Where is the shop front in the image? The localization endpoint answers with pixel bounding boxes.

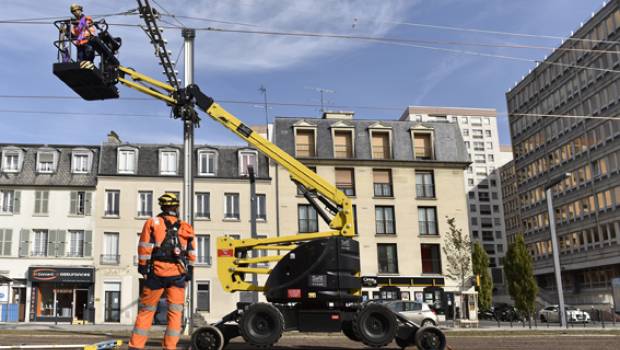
[361,276,448,312]
[28,267,94,323]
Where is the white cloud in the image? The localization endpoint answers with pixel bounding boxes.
[0,1,416,73]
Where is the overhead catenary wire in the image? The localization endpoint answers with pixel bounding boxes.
[152,0,186,28]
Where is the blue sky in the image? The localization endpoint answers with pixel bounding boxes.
[0,0,608,146]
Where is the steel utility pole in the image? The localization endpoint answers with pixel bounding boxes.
[545,173,571,329]
[182,27,196,333]
[259,85,270,140]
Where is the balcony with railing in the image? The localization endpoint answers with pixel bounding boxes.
[100,254,120,265]
[416,184,435,198]
[414,146,433,160]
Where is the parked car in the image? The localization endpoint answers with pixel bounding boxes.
[384,300,439,326]
[538,305,590,323]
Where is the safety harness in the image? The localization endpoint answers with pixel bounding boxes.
[150,216,191,272]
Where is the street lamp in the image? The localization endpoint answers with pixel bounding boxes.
[544,172,571,329]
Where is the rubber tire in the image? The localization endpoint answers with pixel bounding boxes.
[414,326,447,350]
[239,303,284,348]
[540,315,547,323]
[191,325,224,350]
[352,303,397,348]
[421,319,436,327]
[342,320,360,342]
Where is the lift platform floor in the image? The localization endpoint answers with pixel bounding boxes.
[53,62,119,100]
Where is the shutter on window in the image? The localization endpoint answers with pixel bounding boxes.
[335,169,352,185]
[3,229,11,256]
[84,230,92,257]
[373,170,390,183]
[19,229,29,257]
[13,190,20,214]
[48,230,57,257]
[84,192,92,216]
[70,191,77,215]
[42,191,49,214]
[56,230,66,257]
[34,191,41,214]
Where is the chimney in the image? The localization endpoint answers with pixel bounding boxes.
[322,111,354,119]
[106,131,121,144]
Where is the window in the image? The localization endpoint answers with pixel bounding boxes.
[483,118,491,125]
[470,117,482,125]
[0,229,12,256]
[413,133,433,159]
[32,230,48,256]
[485,130,492,137]
[488,155,495,162]
[295,129,316,157]
[224,193,240,220]
[335,168,355,196]
[102,232,119,264]
[473,142,484,151]
[198,150,217,176]
[463,129,469,137]
[333,130,353,158]
[256,194,266,220]
[298,204,318,233]
[160,150,178,175]
[2,151,20,172]
[196,192,210,219]
[474,154,486,163]
[371,131,391,159]
[418,207,438,235]
[196,282,210,311]
[375,206,395,235]
[71,152,90,173]
[239,150,258,176]
[70,191,91,216]
[138,191,152,217]
[377,244,398,274]
[0,189,16,214]
[68,230,84,257]
[105,190,120,216]
[416,171,435,198]
[421,244,442,274]
[486,142,493,150]
[196,235,210,265]
[37,152,55,173]
[117,148,136,174]
[460,116,468,124]
[373,169,393,197]
[472,129,483,139]
[34,190,49,215]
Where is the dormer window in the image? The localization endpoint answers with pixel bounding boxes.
[333,129,354,158]
[411,127,435,160]
[198,149,217,176]
[239,150,258,176]
[36,151,57,173]
[369,127,392,160]
[71,150,92,174]
[1,149,22,173]
[117,147,138,174]
[295,128,316,157]
[159,149,179,175]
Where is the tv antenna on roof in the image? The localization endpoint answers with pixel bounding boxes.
[305,86,335,114]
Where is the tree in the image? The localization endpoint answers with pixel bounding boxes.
[442,216,472,291]
[504,234,538,320]
[471,242,493,310]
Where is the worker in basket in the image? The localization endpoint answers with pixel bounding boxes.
[69,3,96,62]
[129,193,196,350]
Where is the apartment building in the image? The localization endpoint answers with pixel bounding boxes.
[0,144,98,323]
[506,1,620,304]
[400,107,513,291]
[272,111,470,314]
[499,160,523,243]
[94,134,276,324]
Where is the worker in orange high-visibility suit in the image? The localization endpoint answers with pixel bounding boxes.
[69,3,96,62]
[129,193,196,350]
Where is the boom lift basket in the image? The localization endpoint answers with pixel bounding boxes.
[52,19,120,100]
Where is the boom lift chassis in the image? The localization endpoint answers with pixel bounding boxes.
[51,3,447,349]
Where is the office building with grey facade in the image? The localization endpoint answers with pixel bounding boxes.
[505,1,620,305]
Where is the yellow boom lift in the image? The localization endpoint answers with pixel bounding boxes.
[52,2,447,349]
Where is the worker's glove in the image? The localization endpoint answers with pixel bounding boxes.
[138,264,150,276]
[185,265,194,282]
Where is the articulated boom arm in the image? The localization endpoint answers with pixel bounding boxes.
[117,66,355,292]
